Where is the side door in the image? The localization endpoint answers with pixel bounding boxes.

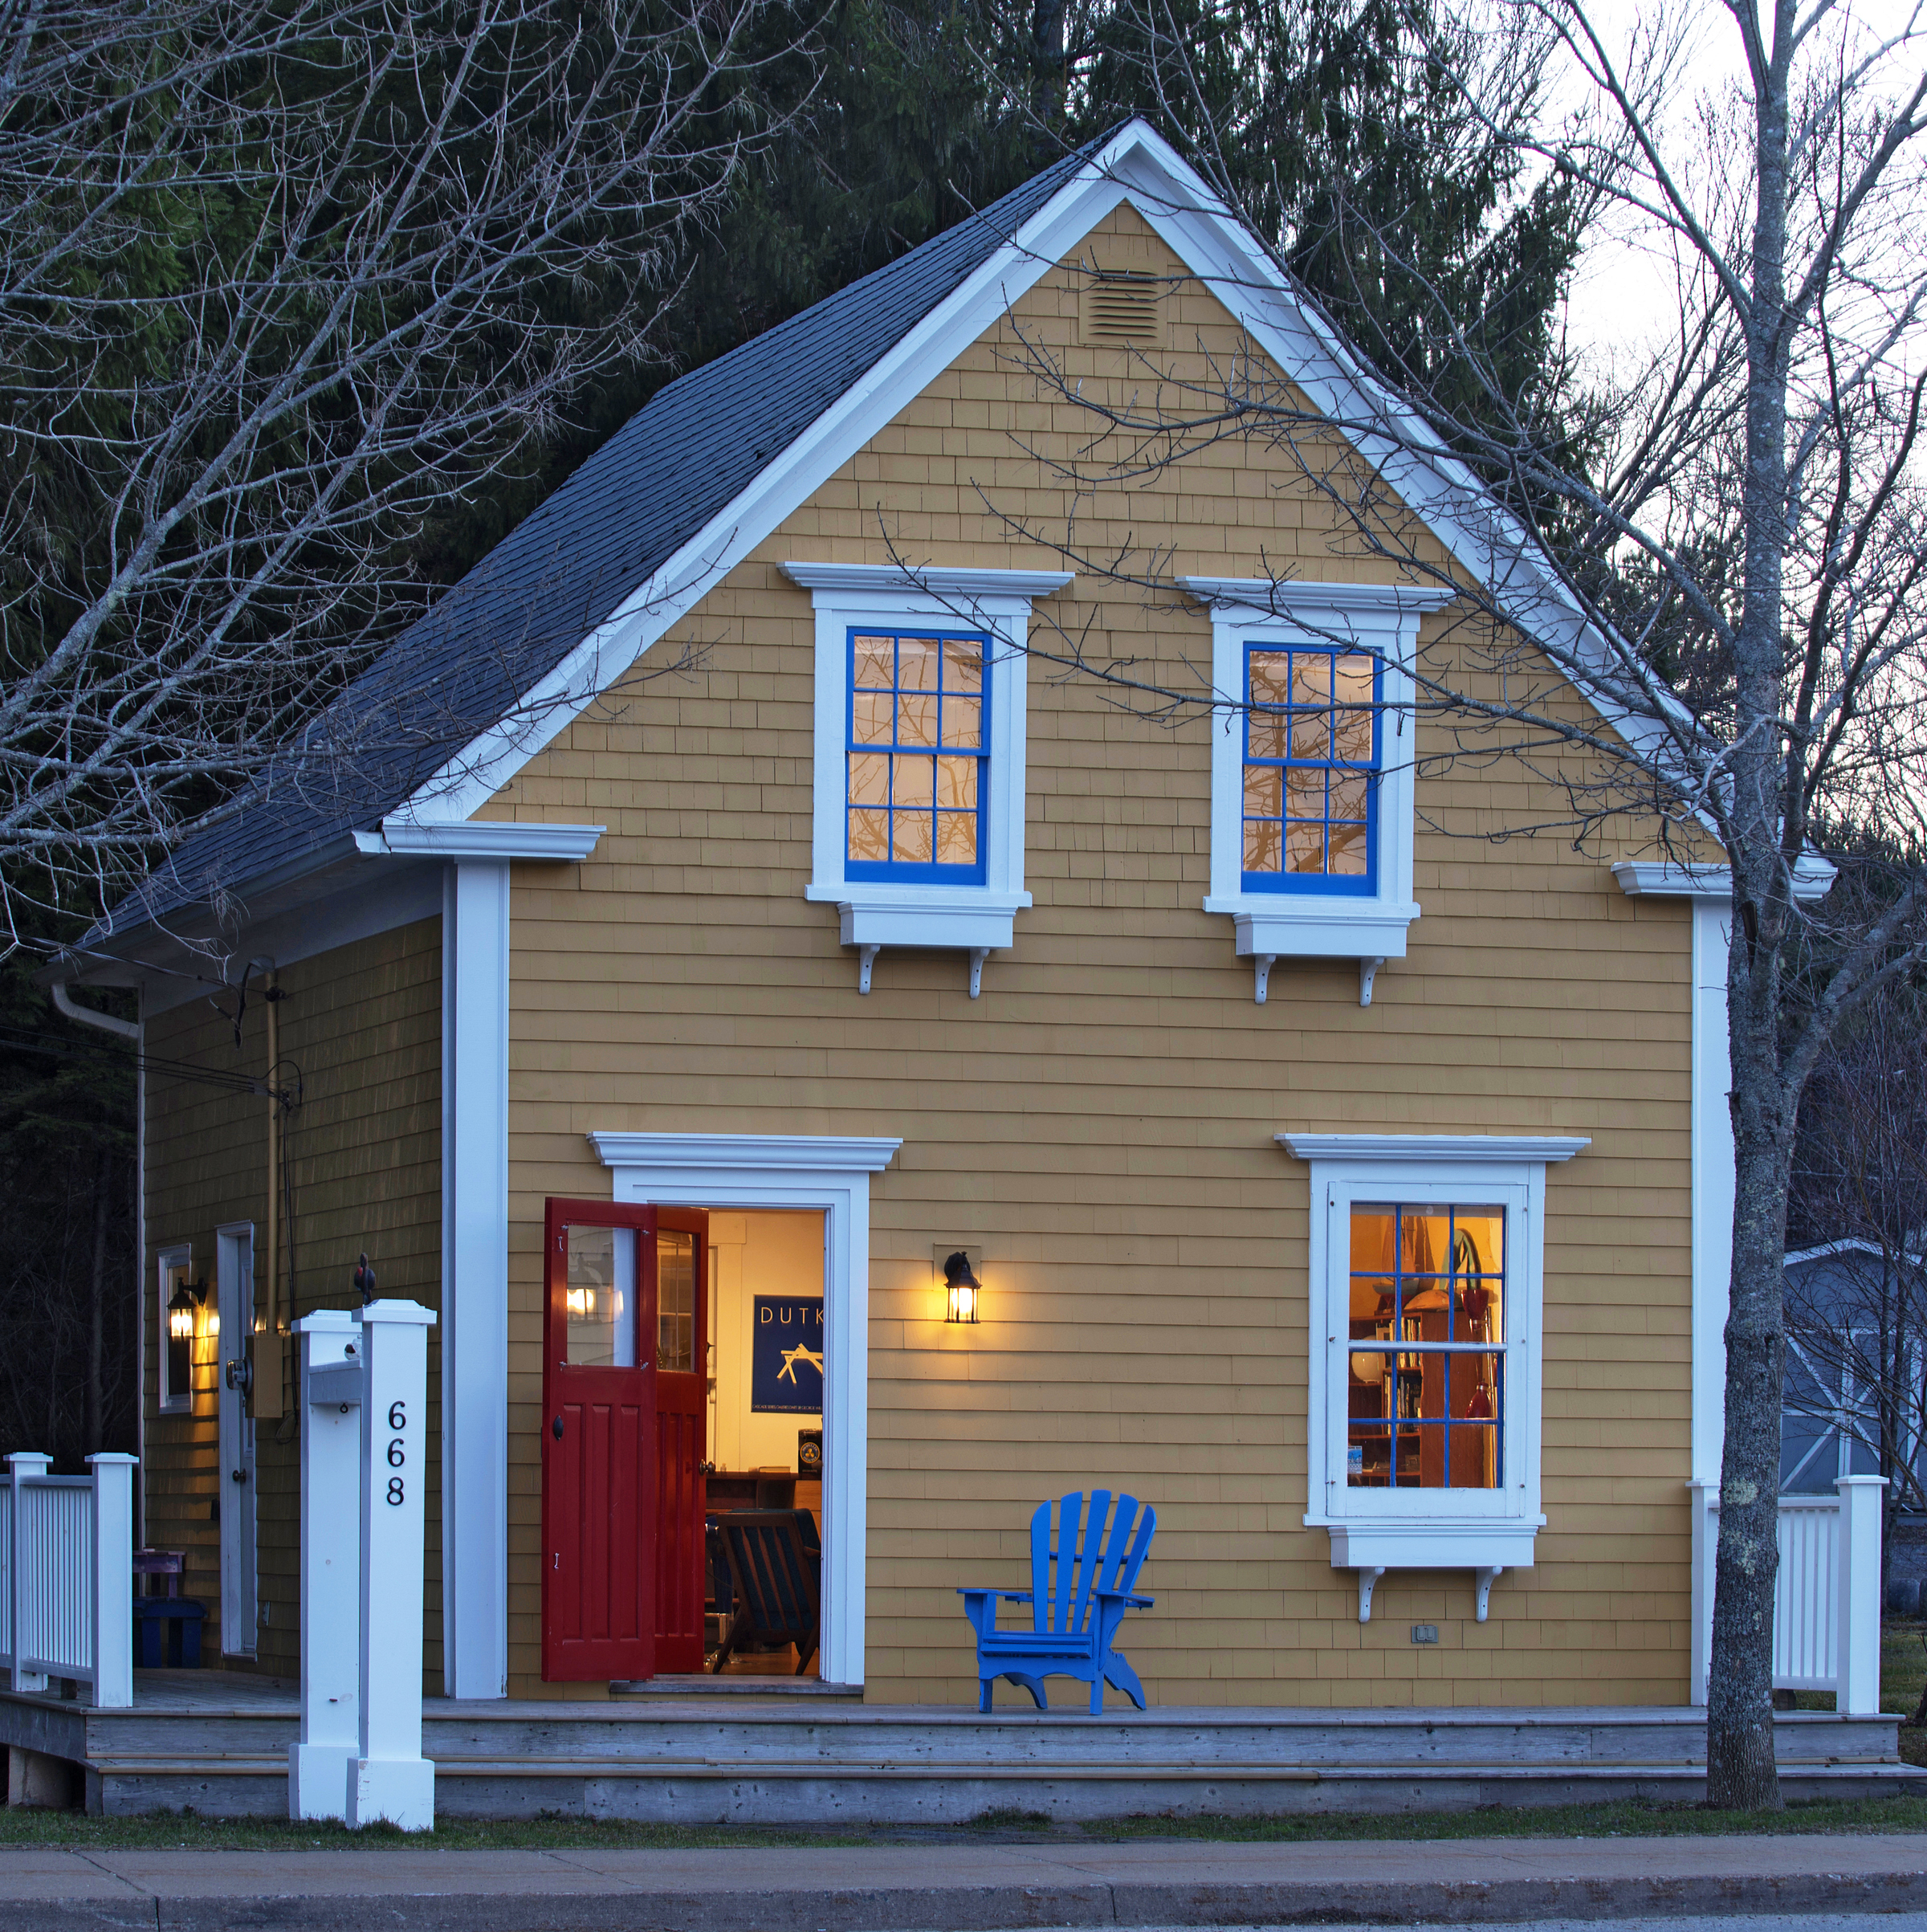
[651,1212,709,1673]
[215,1225,258,1655]
[541,1200,658,1681]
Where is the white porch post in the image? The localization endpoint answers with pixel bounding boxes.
[1689,897,1734,1490]
[84,1453,136,1709]
[441,858,511,1700]
[1835,1474,1886,1716]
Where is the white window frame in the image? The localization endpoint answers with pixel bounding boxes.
[1180,578,1455,1002]
[157,1245,194,1415]
[783,562,1073,992]
[1280,1132,1587,1620]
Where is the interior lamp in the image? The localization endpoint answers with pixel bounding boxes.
[566,1286,597,1320]
[942,1251,982,1325]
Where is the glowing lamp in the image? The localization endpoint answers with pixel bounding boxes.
[942,1250,982,1325]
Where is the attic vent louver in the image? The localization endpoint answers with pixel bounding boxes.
[1082,272,1163,349]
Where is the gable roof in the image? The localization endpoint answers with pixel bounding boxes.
[87,136,1105,952]
[75,116,1719,982]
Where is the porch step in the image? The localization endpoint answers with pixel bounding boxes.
[6,1684,1920,1822]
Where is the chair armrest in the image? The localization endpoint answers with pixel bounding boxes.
[1091,1591,1152,1608]
[956,1589,1033,1602]
[958,1586,1033,1642]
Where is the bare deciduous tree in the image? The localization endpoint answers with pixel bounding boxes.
[947,0,1926,1807]
[1,0,807,937]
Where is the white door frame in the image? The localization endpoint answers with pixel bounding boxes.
[588,1132,900,1688]
[214,1222,259,1656]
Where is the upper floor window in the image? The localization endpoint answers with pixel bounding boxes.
[1183,576,1453,1000]
[785,563,1072,994]
[846,630,988,884]
[1242,645,1379,895]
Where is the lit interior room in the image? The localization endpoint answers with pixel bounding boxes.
[704,1210,825,1677]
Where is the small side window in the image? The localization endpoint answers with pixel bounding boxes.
[157,1249,195,1414]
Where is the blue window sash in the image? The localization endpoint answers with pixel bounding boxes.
[844,626,989,886]
[1240,641,1380,896]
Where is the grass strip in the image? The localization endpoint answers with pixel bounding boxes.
[2,1791,1925,1853]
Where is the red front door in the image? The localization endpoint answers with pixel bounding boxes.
[541,1200,709,1682]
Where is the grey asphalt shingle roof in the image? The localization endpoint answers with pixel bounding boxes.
[97,132,1108,946]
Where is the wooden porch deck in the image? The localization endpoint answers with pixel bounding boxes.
[2,1671,1918,1821]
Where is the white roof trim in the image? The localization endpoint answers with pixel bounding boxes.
[1279,1132,1590,1164]
[353,821,604,861]
[368,117,1718,840]
[1177,577,1457,618]
[1611,859,1835,903]
[590,1132,902,1174]
[781,563,1073,600]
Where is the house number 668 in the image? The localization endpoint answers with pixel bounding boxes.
[385,1399,407,1504]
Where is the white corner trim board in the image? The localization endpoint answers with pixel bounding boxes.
[1282,1131,1585,1623]
[355,821,605,862]
[441,859,512,1699]
[589,1130,902,1688]
[787,564,1066,994]
[1182,577,1452,1001]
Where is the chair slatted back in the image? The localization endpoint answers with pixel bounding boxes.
[1028,1492,1155,1636]
[716,1510,821,1642]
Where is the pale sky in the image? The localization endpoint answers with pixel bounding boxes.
[1555,0,1926,373]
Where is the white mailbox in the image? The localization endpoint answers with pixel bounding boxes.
[290,1311,361,1820]
[347,1298,437,1831]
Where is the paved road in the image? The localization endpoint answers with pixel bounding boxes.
[2,1836,1926,1928]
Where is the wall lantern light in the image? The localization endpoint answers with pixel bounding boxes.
[166,1276,206,1341]
[942,1250,982,1326]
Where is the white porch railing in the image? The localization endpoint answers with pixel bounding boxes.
[0,1452,136,1707]
[1689,1474,1884,1714]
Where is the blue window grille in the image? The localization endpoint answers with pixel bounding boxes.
[845,629,988,884]
[1241,643,1379,894]
[1346,1204,1504,1490]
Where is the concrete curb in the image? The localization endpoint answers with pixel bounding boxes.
[6,1868,1927,1930]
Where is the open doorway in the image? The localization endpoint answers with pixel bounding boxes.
[540,1200,828,1683]
[703,1211,825,1677]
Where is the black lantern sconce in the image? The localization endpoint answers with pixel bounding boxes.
[942,1249,982,1326]
[165,1273,206,1399]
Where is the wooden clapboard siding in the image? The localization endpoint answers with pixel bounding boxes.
[141,919,443,1682]
[485,208,1701,1704]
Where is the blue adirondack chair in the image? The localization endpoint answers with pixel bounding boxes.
[958,1491,1155,1714]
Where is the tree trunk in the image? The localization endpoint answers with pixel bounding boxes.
[85,1149,110,1453]
[1707,0,1797,1812]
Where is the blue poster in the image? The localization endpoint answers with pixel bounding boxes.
[751,1296,824,1413]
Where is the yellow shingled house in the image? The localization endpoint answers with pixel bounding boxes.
[44,118,1868,1819]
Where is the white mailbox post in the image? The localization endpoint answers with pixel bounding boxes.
[290,1310,361,1820]
[347,1298,437,1831]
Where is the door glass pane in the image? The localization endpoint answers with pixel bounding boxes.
[658,1230,695,1372]
[564,1224,634,1367]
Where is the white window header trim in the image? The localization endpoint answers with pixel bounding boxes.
[1281,1132,1590,1164]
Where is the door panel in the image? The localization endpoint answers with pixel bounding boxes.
[653,1216,708,1673]
[542,1202,656,1681]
